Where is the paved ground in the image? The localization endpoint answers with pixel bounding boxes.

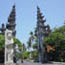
[17,60,65,65]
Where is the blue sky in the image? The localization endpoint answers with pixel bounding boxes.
[0,0,65,44]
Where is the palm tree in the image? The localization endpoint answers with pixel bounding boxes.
[27,32,34,49]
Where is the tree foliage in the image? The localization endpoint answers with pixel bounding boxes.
[27,32,34,48]
[20,51,30,59]
[14,37,22,47]
[54,25,65,33]
[44,25,65,61]
[33,43,38,49]
[44,32,65,47]
[0,35,22,51]
[0,35,5,51]
[31,50,38,59]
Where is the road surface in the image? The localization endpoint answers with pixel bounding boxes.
[17,60,65,65]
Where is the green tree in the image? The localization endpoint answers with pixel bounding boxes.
[44,25,65,61]
[54,25,65,34]
[0,34,22,51]
[27,32,34,48]
[14,37,22,47]
[0,35,5,51]
[44,32,65,46]
[20,51,30,59]
[33,43,38,49]
[31,50,38,60]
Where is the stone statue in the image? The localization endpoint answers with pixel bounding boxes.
[5,29,15,65]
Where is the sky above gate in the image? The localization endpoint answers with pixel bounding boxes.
[0,0,65,44]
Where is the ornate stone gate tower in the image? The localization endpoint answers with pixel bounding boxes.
[35,6,51,63]
[7,4,16,36]
[5,5,16,65]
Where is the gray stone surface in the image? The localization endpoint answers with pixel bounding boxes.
[17,60,65,65]
[0,64,4,65]
[5,29,14,65]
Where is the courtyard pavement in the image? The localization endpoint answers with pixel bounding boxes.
[17,60,65,65]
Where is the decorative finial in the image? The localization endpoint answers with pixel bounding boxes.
[37,6,39,9]
[37,6,40,12]
[13,4,16,9]
[8,4,16,23]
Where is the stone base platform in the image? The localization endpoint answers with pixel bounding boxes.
[0,63,16,65]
